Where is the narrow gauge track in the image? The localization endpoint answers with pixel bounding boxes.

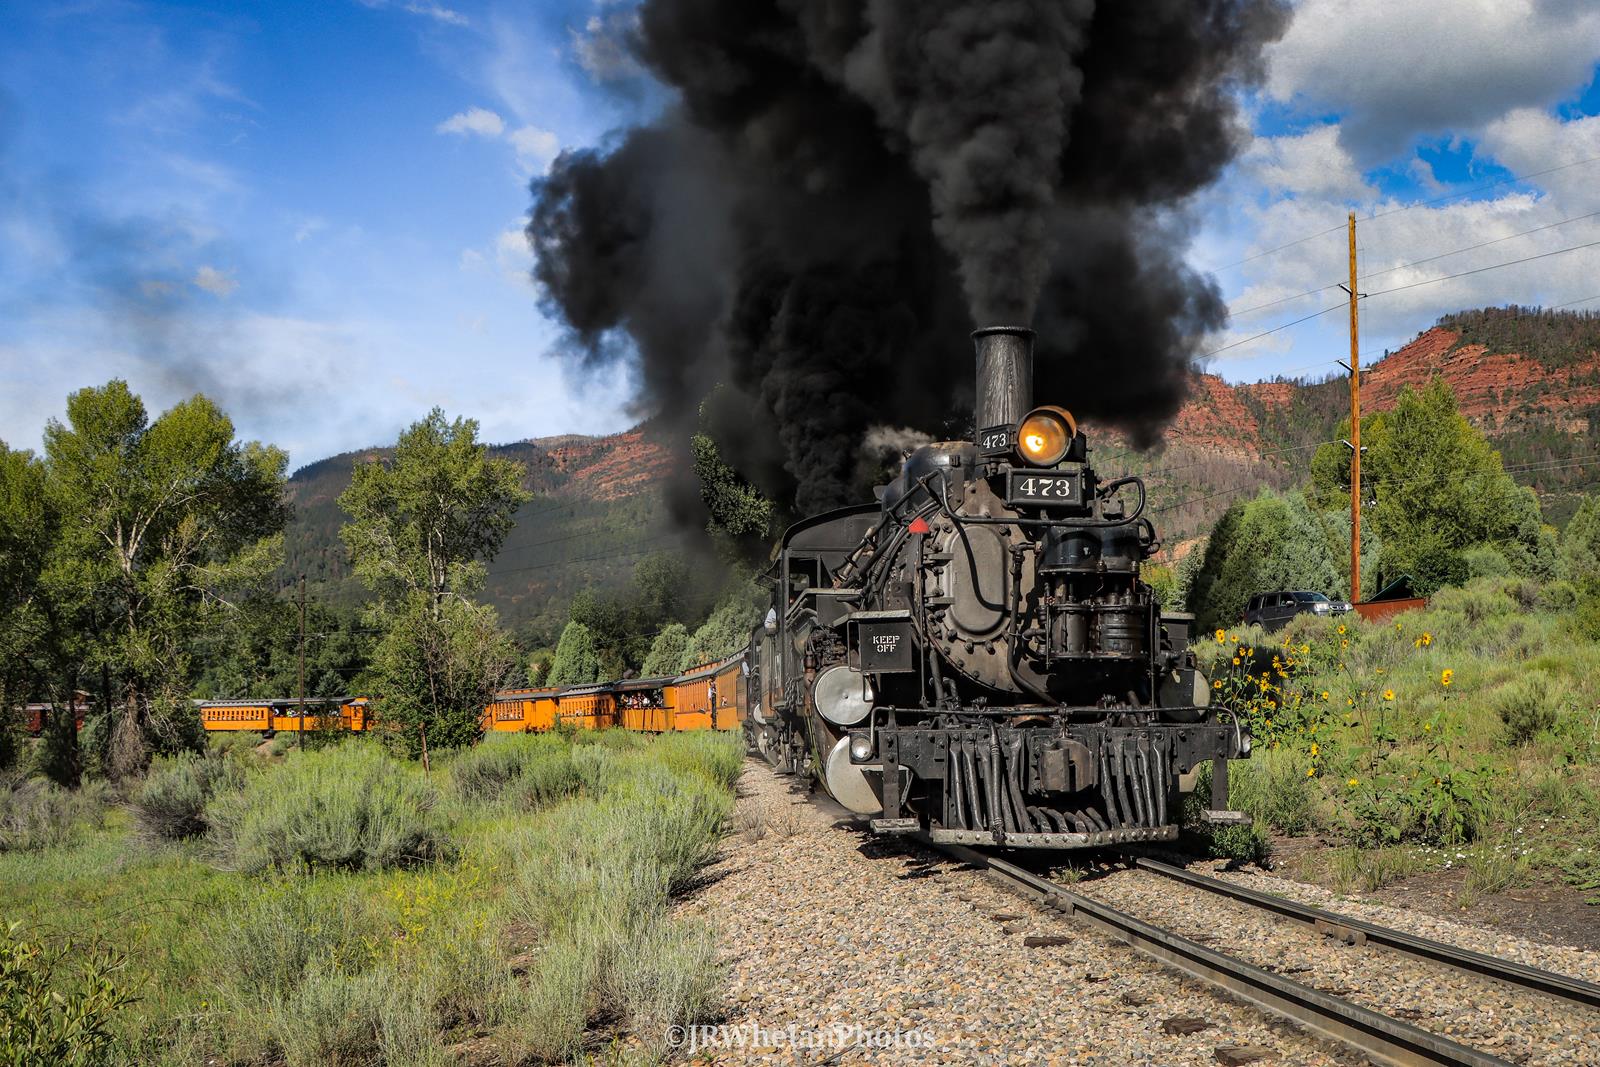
[1132,856,1600,1010]
[927,840,1518,1067]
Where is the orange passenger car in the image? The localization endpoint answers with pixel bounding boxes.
[556,684,617,730]
[483,688,558,733]
[616,677,674,732]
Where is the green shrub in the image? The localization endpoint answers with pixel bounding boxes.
[1539,579,1578,611]
[206,731,265,756]
[605,917,722,1052]
[1494,673,1563,746]
[1327,846,1422,893]
[451,735,581,810]
[652,732,745,794]
[208,742,447,873]
[0,922,134,1067]
[0,778,105,853]
[503,751,733,1055]
[132,752,246,841]
[1228,749,1317,836]
[1462,544,1512,579]
[508,936,599,1062]
[1429,578,1517,623]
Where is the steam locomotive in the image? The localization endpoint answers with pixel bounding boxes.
[745,327,1250,848]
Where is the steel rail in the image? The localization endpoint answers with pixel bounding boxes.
[927,840,1512,1067]
[1133,856,1600,1010]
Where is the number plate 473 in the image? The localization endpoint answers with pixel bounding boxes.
[1006,471,1081,507]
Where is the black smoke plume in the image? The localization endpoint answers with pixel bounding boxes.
[530,0,1288,517]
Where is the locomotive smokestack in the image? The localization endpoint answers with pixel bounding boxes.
[972,326,1034,429]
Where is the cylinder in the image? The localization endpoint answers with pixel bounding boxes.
[972,326,1034,429]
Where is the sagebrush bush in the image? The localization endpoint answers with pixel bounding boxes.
[1494,673,1563,746]
[267,962,392,1067]
[1429,578,1517,623]
[206,731,265,756]
[208,742,447,872]
[503,745,733,1057]
[212,879,382,999]
[132,751,246,841]
[451,734,581,810]
[0,777,105,853]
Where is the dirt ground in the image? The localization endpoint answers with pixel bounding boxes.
[1266,835,1600,953]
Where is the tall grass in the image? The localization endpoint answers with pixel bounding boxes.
[207,741,447,873]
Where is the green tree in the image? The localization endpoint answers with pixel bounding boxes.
[681,589,761,671]
[526,646,554,686]
[339,409,530,755]
[42,382,287,778]
[631,551,691,626]
[1188,489,1342,631]
[691,432,774,561]
[641,622,690,677]
[0,445,55,769]
[546,621,601,686]
[1311,379,1542,595]
[1562,494,1600,582]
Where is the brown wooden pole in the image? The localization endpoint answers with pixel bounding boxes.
[1348,213,1362,605]
[297,574,306,749]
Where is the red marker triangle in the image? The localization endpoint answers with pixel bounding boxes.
[908,516,931,534]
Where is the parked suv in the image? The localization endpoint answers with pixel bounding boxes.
[1242,591,1352,631]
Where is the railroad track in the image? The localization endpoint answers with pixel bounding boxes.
[926,840,1600,1067]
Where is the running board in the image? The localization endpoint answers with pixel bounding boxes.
[929,825,1179,848]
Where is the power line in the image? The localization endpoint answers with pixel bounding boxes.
[1141,438,1338,482]
[1227,208,1600,320]
[1204,234,1600,361]
[1200,301,1348,359]
[1205,152,1600,276]
[1364,235,1600,300]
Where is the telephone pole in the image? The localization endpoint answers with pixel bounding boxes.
[297,573,307,749]
[1346,213,1362,605]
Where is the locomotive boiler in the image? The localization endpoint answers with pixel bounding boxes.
[746,327,1250,847]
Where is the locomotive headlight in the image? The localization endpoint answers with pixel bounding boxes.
[1016,406,1076,467]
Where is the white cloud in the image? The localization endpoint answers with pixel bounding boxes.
[435,107,505,138]
[495,227,533,286]
[1267,0,1600,160]
[1198,110,1600,381]
[192,265,238,297]
[403,1,468,26]
[292,216,327,244]
[357,0,469,28]
[508,125,560,173]
[1241,125,1372,201]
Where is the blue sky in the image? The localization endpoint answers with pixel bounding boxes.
[3,0,1600,466]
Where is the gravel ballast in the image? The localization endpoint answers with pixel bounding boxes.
[1072,863,1600,1066]
[684,765,1367,1065]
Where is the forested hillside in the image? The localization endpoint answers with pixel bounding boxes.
[282,427,676,644]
